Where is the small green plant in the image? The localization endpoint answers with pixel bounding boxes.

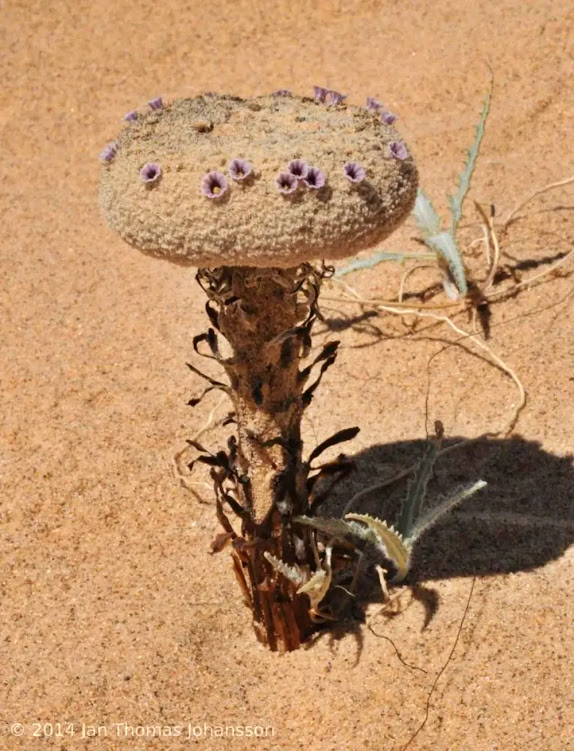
[292,423,486,605]
[335,86,492,300]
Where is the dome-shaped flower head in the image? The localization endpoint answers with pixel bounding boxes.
[272,89,292,97]
[275,171,299,194]
[228,158,253,181]
[343,162,366,183]
[388,140,408,160]
[99,141,117,163]
[148,97,163,111]
[201,171,228,198]
[140,162,162,183]
[313,86,328,103]
[327,90,346,106]
[366,97,382,112]
[123,110,138,122]
[303,166,326,190]
[287,159,309,180]
[380,109,397,125]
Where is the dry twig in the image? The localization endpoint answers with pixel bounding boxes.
[503,175,574,231]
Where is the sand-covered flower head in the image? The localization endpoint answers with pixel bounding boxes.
[100,92,417,268]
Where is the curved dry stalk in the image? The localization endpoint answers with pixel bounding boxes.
[503,175,574,231]
[325,277,464,311]
[333,298,526,515]
[327,280,526,431]
[386,305,526,433]
[173,392,229,488]
[350,299,525,433]
[474,201,500,292]
[398,264,436,303]
[484,247,574,301]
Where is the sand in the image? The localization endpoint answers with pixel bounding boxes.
[1,1,573,749]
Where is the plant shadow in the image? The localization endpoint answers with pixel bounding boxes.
[320,435,573,582]
[306,435,573,650]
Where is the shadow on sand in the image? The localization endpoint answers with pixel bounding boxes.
[306,435,573,649]
[323,435,573,581]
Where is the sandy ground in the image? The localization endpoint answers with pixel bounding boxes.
[1,1,573,749]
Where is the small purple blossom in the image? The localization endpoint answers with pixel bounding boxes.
[275,171,299,195]
[303,166,326,190]
[201,171,228,198]
[287,159,309,180]
[366,97,382,112]
[272,89,292,97]
[313,86,329,103]
[140,162,162,183]
[327,90,346,106]
[380,109,397,125]
[388,140,408,160]
[228,158,253,181]
[99,141,117,163]
[148,97,163,111]
[123,110,138,122]
[343,162,366,183]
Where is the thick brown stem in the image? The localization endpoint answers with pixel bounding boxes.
[218,267,309,523]
[199,265,324,650]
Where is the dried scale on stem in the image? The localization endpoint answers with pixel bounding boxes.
[192,263,346,650]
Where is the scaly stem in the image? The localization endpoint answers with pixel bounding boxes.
[197,265,326,650]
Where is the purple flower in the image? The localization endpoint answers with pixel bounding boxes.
[366,97,382,112]
[380,109,397,125]
[287,159,309,180]
[275,171,299,194]
[272,89,292,97]
[303,166,326,190]
[327,90,346,105]
[228,158,253,181]
[343,162,366,183]
[313,86,328,103]
[388,140,408,160]
[140,162,162,183]
[99,141,117,163]
[123,110,138,122]
[201,171,228,198]
[148,97,163,111]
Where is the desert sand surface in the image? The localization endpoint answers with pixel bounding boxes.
[1,1,573,749]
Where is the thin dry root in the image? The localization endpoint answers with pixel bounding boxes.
[503,175,574,231]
